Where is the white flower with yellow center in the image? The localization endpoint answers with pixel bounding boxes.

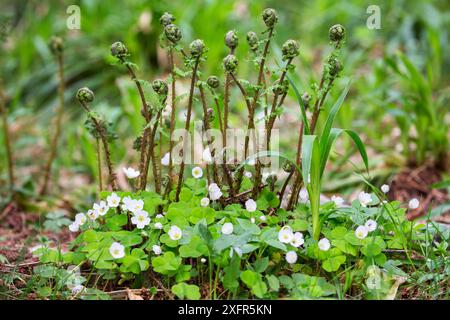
[87,209,99,221]
[75,213,87,225]
[285,251,298,264]
[365,219,377,232]
[358,191,372,207]
[355,225,369,239]
[381,184,390,194]
[106,192,121,208]
[278,227,294,244]
[318,238,331,251]
[93,201,109,216]
[331,195,344,207]
[192,166,203,179]
[126,199,144,214]
[123,167,140,179]
[109,242,125,259]
[408,198,419,209]
[161,152,170,166]
[200,197,210,207]
[152,245,162,255]
[168,225,182,241]
[290,232,304,247]
[245,199,257,212]
[221,222,234,235]
[131,210,151,229]
[69,222,79,232]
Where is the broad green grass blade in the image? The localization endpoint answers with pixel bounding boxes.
[319,81,350,154]
[319,128,369,178]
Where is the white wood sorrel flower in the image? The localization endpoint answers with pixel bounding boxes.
[192,166,203,179]
[106,192,121,207]
[318,238,331,251]
[331,195,344,207]
[168,225,182,240]
[221,222,234,235]
[358,191,372,207]
[131,210,151,229]
[109,242,125,259]
[365,219,377,232]
[123,167,140,179]
[290,232,304,247]
[200,197,210,207]
[285,251,298,264]
[355,225,369,239]
[245,199,257,212]
[152,245,162,255]
[381,184,390,194]
[74,213,86,226]
[93,201,109,216]
[278,226,294,244]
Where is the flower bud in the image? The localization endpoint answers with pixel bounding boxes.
[272,79,289,95]
[111,41,128,59]
[262,8,278,28]
[190,39,205,58]
[152,79,168,96]
[283,161,295,173]
[49,36,63,55]
[301,92,311,109]
[164,24,182,43]
[206,108,215,122]
[223,54,238,73]
[76,87,94,104]
[281,40,299,61]
[207,76,220,89]
[246,31,259,51]
[159,12,175,27]
[224,30,238,50]
[329,24,345,43]
[329,57,343,76]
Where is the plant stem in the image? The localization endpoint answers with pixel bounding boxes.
[40,53,65,195]
[80,103,118,191]
[199,85,220,184]
[120,58,153,191]
[250,27,274,198]
[175,57,200,201]
[96,137,103,192]
[167,47,177,192]
[0,83,14,193]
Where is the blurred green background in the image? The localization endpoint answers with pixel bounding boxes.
[0,0,449,199]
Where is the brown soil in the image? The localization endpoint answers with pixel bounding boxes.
[388,161,449,222]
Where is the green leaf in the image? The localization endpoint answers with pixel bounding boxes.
[286,74,310,134]
[106,214,128,231]
[171,283,200,300]
[266,275,280,292]
[322,255,346,272]
[151,251,181,275]
[223,255,241,290]
[254,257,269,273]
